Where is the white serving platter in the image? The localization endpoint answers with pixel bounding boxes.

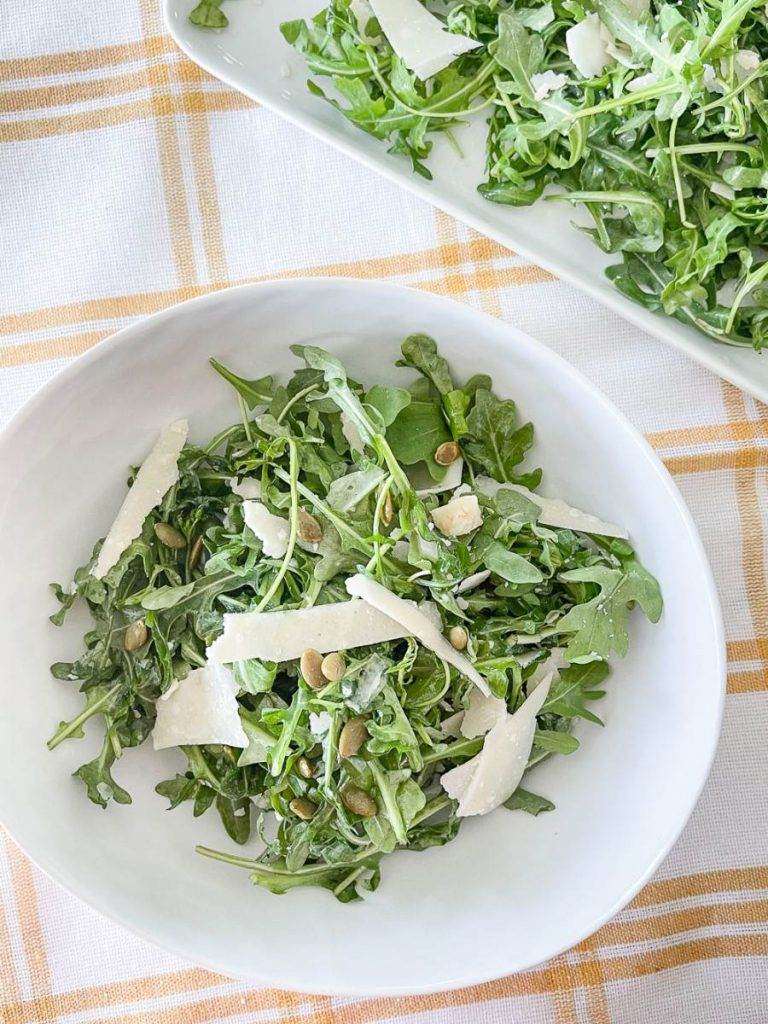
[164,0,768,402]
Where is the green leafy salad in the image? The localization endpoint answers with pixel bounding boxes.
[49,336,661,901]
[192,0,768,350]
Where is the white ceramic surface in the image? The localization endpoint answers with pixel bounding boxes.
[0,280,724,994]
[163,0,768,403]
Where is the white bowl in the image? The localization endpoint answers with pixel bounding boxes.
[0,280,724,995]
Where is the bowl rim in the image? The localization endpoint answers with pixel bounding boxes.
[0,277,726,995]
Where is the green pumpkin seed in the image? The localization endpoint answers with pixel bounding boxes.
[448,625,468,651]
[296,756,315,779]
[188,534,204,569]
[300,648,325,690]
[289,797,318,821]
[434,441,461,466]
[321,651,345,682]
[338,717,368,759]
[123,619,148,652]
[154,522,186,549]
[297,508,323,544]
[341,785,377,818]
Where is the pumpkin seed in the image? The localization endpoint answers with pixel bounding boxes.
[321,651,345,682]
[296,756,315,779]
[434,441,461,466]
[123,619,148,652]
[448,625,468,651]
[154,522,186,549]
[381,491,394,526]
[338,717,368,758]
[300,648,325,690]
[289,797,318,821]
[188,534,204,569]
[341,785,377,818]
[297,508,323,544]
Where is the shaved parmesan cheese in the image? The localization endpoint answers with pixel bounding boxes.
[230,476,262,500]
[208,598,412,664]
[310,711,332,736]
[709,181,735,201]
[368,0,481,81]
[626,71,658,93]
[327,466,386,512]
[531,70,569,100]
[702,63,726,95]
[350,0,377,37]
[460,689,506,739]
[340,412,365,453]
[527,648,568,692]
[153,662,247,750]
[440,710,465,737]
[475,476,628,539]
[243,500,290,557]
[345,574,490,695]
[455,569,491,594]
[93,419,188,579]
[441,673,553,816]
[441,756,477,804]
[413,457,464,496]
[431,493,483,537]
[346,653,389,711]
[735,49,760,76]
[566,14,612,78]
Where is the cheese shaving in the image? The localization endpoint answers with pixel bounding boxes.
[475,476,628,539]
[345,573,490,695]
[93,419,188,579]
[441,672,553,816]
[368,0,481,81]
[153,662,247,750]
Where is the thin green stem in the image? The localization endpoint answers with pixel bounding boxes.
[669,118,693,229]
[47,682,123,750]
[256,441,299,612]
[237,394,253,445]
[725,260,768,334]
[276,384,320,425]
[572,81,677,121]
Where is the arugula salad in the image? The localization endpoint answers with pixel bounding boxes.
[192,0,768,351]
[49,337,661,901]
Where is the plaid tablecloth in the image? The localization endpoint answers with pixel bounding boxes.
[2,2,767,1022]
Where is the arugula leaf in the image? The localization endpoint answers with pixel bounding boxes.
[210,357,274,408]
[543,661,609,725]
[386,399,451,478]
[74,736,132,808]
[463,390,541,487]
[364,384,411,428]
[189,0,229,29]
[482,539,543,584]
[504,787,555,815]
[555,558,663,661]
[397,334,454,395]
[533,728,580,755]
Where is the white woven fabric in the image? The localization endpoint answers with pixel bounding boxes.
[1,2,767,1022]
